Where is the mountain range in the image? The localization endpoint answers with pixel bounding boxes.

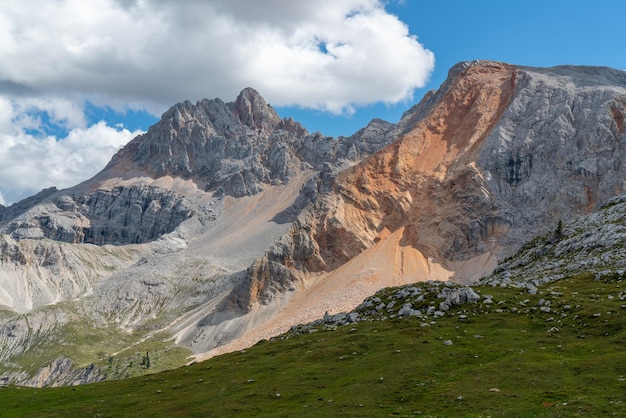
[0,60,625,386]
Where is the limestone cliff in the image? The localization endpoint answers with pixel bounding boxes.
[1,187,193,245]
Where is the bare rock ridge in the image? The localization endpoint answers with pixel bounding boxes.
[1,61,626,386]
[1,187,194,245]
[104,87,393,199]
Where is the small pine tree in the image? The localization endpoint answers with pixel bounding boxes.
[144,352,151,369]
[555,219,564,240]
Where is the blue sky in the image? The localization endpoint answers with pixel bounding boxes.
[1,0,625,205]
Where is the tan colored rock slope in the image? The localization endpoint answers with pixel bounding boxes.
[325,61,515,264]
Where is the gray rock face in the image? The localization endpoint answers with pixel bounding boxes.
[23,357,104,388]
[106,88,395,198]
[0,354,104,388]
[478,64,626,253]
[232,87,283,134]
[77,186,194,245]
[1,186,193,245]
[104,88,297,197]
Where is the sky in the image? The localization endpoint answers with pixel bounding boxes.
[1,0,625,206]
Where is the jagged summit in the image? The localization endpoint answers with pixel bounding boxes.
[101,87,388,198]
[1,61,626,386]
[231,87,282,133]
[104,88,306,191]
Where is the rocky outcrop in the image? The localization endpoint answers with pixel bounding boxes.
[0,186,194,245]
[0,354,104,388]
[483,193,626,288]
[77,186,194,245]
[0,308,104,388]
[0,187,58,224]
[284,282,483,338]
[21,357,104,388]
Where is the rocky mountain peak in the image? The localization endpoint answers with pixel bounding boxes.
[231,87,282,134]
[101,89,302,196]
[98,87,402,201]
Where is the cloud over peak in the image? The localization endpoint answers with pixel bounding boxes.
[1,0,434,113]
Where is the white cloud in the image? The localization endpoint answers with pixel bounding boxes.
[0,105,141,205]
[0,0,434,205]
[0,0,433,112]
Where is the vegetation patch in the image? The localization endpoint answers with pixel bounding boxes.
[3,303,191,382]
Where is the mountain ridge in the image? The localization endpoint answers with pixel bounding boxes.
[1,60,626,386]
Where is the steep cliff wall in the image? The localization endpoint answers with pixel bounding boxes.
[477,64,626,252]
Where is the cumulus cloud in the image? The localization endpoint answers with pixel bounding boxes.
[0,0,433,112]
[0,99,141,205]
[0,0,434,204]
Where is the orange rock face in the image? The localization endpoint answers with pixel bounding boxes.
[231,62,521,330]
[308,62,515,273]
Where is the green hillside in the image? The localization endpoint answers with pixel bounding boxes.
[1,269,624,417]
